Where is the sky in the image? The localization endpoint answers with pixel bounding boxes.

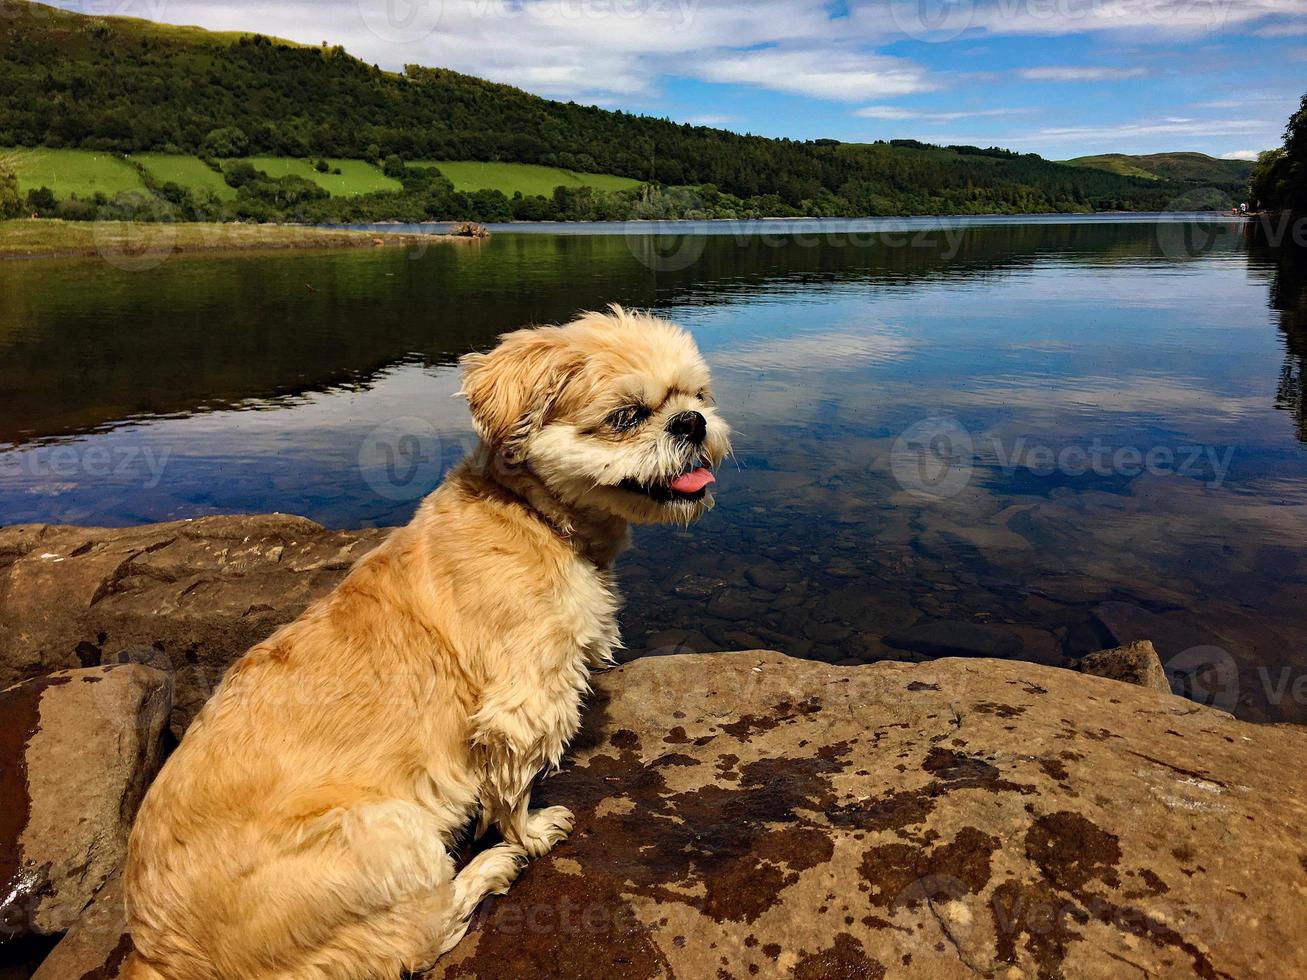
[47,0,1307,159]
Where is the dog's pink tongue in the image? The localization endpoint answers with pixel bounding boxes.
[669,468,715,494]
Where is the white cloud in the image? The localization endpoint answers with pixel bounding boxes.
[855,105,1030,122]
[696,47,935,101]
[1030,117,1273,142]
[1221,149,1261,160]
[1017,66,1149,81]
[684,113,733,126]
[908,0,1307,39]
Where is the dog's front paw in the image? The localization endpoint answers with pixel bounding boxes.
[521,805,574,858]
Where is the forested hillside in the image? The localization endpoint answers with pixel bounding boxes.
[0,0,1200,220]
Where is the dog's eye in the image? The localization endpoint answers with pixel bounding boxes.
[697,389,715,406]
[607,405,650,432]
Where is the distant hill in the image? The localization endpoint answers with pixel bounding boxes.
[1063,153,1254,193]
[0,0,1200,219]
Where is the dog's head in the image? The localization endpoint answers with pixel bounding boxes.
[460,306,730,524]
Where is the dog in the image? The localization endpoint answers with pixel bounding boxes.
[121,307,730,979]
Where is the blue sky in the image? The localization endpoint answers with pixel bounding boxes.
[49,0,1307,158]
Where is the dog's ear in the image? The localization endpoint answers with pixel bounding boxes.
[459,328,580,459]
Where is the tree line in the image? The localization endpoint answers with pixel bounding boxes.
[1251,94,1307,215]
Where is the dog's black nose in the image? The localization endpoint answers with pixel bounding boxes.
[667,411,707,444]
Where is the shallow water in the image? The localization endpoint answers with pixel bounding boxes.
[2,218,1305,721]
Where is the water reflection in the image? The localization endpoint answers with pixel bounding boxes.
[1253,228,1307,442]
[1,219,1305,722]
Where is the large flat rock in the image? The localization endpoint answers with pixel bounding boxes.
[429,651,1306,979]
[0,515,386,736]
[1,664,170,939]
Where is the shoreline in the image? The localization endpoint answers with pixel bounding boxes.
[0,220,469,262]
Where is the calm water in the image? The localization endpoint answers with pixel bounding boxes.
[2,217,1305,721]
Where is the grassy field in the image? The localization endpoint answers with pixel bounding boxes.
[1063,155,1162,180]
[243,157,402,196]
[0,219,465,260]
[1,147,146,197]
[416,160,643,196]
[2,149,644,203]
[131,153,238,201]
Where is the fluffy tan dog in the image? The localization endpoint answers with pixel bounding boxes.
[121,307,729,979]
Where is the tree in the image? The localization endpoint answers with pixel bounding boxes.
[26,186,57,213]
[382,154,405,179]
[1251,94,1306,214]
[0,164,20,218]
[201,126,250,159]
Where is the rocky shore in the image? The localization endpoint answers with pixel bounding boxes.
[2,515,1304,978]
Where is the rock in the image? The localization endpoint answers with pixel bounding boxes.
[1078,640,1172,693]
[883,620,1023,658]
[668,573,724,600]
[31,873,133,980]
[1,665,170,938]
[705,589,761,623]
[0,515,386,735]
[743,562,791,593]
[428,651,1306,979]
[801,620,852,644]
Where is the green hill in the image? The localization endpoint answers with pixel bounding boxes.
[0,0,1197,220]
[1063,153,1254,193]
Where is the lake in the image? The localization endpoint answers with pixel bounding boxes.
[2,216,1305,722]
